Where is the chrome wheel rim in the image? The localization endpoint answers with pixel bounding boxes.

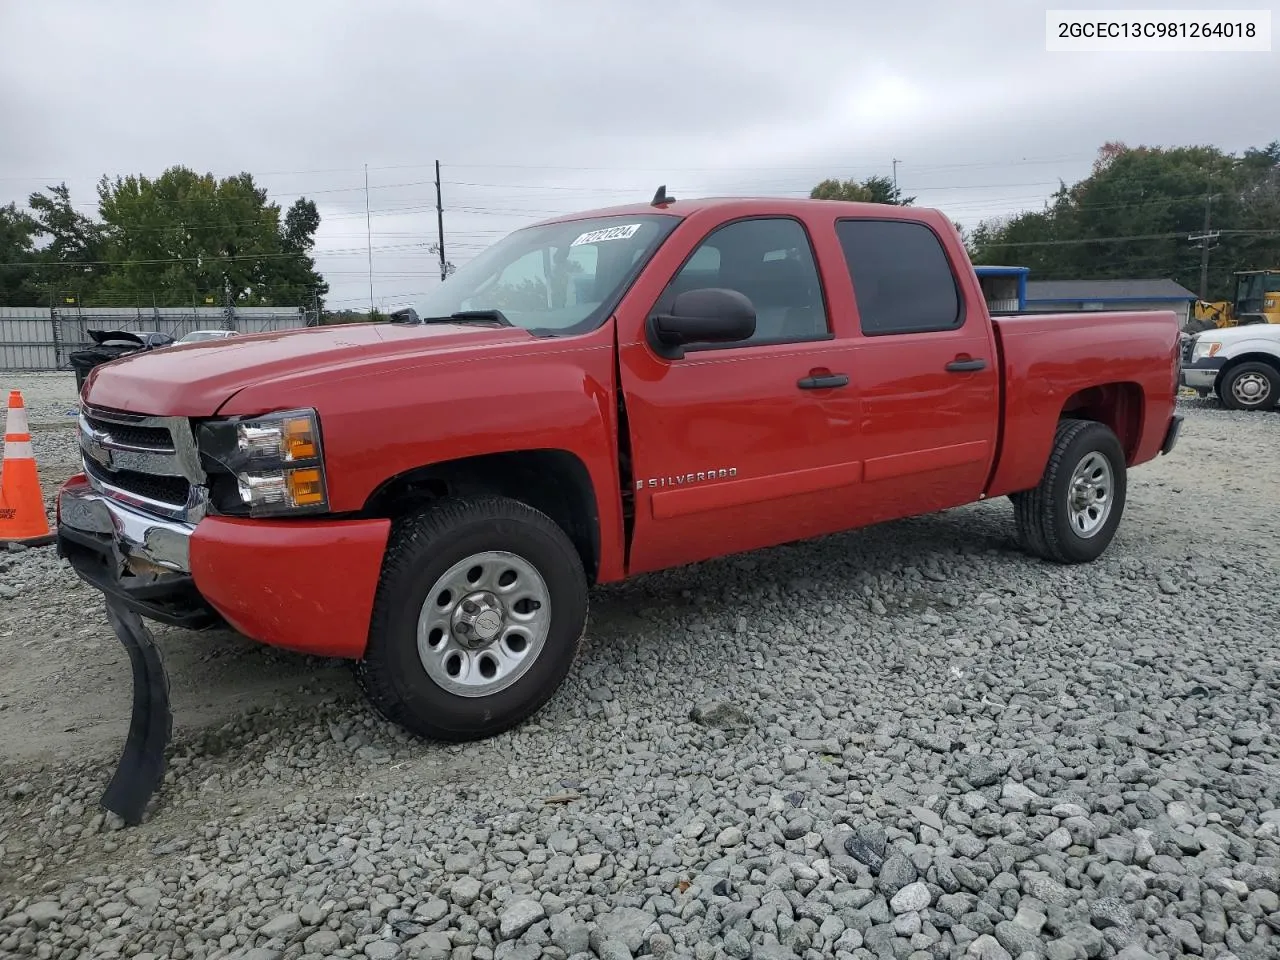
[1231,372,1271,406]
[416,550,550,697]
[1067,451,1113,538]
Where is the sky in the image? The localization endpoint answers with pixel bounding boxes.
[1,0,1275,312]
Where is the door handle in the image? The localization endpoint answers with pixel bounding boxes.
[798,373,850,390]
[945,358,987,372]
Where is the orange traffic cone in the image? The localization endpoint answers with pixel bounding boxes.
[0,389,54,547]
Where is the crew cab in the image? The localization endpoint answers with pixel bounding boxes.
[1181,323,1280,410]
[56,196,1183,742]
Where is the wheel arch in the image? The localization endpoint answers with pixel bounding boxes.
[1058,381,1144,463]
[363,448,602,585]
[1215,351,1280,390]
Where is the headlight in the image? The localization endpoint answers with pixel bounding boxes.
[196,408,329,517]
[1192,339,1222,361]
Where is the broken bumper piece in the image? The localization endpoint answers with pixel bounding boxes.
[100,598,172,825]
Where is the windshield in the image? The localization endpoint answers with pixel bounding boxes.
[179,330,230,342]
[1237,274,1264,309]
[410,214,679,336]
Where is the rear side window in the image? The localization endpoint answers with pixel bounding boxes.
[835,219,963,336]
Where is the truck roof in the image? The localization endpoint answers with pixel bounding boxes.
[530,196,947,227]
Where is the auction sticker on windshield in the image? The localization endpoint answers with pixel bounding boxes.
[571,224,642,246]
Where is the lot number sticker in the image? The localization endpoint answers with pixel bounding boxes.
[571,224,642,246]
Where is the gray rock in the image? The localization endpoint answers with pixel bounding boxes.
[891,882,932,914]
[593,907,653,953]
[24,902,63,928]
[717,826,744,847]
[1096,837,1135,865]
[305,931,342,954]
[968,934,1014,960]
[966,757,1008,789]
[878,854,919,897]
[498,899,545,940]
[994,920,1042,958]
[1088,898,1131,931]
[404,932,453,960]
[259,913,302,939]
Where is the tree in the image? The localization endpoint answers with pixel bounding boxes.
[95,165,327,307]
[0,203,40,306]
[274,197,329,308]
[810,174,914,205]
[25,183,107,297]
[966,142,1280,301]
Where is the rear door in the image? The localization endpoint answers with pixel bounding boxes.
[834,217,1000,523]
[616,214,864,575]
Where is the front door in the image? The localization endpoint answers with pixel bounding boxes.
[617,215,863,575]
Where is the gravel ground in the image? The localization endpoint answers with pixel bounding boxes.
[1,372,1278,960]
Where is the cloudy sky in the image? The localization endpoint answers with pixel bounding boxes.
[1,0,1275,311]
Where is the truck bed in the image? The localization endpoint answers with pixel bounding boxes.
[986,309,1182,498]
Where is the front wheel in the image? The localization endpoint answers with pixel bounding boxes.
[1218,362,1279,411]
[356,496,589,742]
[1011,418,1127,564]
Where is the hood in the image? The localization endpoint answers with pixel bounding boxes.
[1193,323,1280,345]
[87,328,149,348]
[82,321,535,415]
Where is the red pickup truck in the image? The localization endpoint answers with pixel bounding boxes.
[58,195,1183,746]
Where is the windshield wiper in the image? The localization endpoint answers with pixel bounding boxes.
[419,310,514,327]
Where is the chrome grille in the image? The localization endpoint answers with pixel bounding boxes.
[81,412,174,452]
[78,403,208,521]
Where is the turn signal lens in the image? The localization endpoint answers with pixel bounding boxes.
[237,468,328,512]
[282,416,318,461]
[286,468,325,506]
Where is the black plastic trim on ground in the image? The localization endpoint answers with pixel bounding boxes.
[100,598,173,826]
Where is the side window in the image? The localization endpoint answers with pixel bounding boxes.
[664,217,829,346]
[835,219,962,336]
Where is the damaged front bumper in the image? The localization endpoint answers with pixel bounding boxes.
[56,473,221,629]
[56,471,390,824]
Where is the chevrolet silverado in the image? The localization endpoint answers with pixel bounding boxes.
[58,195,1184,757]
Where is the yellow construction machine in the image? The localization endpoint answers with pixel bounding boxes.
[1186,269,1280,332]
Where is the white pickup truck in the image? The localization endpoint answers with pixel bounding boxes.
[1181,324,1280,410]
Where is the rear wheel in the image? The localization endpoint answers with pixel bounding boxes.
[1218,362,1279,411]
[356,496,588,741]
[1012,418,1127,564]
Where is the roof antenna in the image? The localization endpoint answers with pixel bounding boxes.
[651,185,675,207]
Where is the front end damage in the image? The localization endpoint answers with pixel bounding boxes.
[56,404,215,823]
[57,403,388,823]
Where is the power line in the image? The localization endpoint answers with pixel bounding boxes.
[0,152,1103,184]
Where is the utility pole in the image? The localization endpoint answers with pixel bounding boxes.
[892,158,901,203]
[435,160,447,282]
[1188,187,1220,301]
[364,164,374,313]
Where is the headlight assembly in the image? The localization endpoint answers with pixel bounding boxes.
[196,408,329,517]
[1192,339,1222,361]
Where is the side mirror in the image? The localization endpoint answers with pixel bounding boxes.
[647,288,756,359]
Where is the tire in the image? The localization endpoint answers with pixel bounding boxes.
[355,496,588,742]
[1217,361,1280,412]
[1011,418,1127,564]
